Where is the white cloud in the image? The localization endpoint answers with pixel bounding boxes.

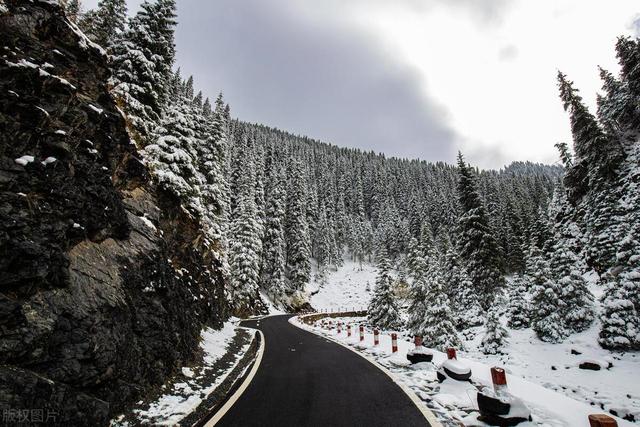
[335,0,639,168]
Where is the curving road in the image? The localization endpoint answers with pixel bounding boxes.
[213,314,431,427]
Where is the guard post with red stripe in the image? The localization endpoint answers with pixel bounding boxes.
[347,325,352,337]
[374,329,379,346]
[359,325,365,342]
[337,322,342,334]
[391,333,398,353]
[446,348,457,360]
[491,367,508,395]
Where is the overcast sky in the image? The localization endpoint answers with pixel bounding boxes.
[85,0,640,169]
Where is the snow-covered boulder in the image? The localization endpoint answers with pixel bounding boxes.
[477,387,532,426]
[437,359,472,382]
[406,345,433,364]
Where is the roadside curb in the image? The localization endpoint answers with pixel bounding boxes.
[197,329,265,427]
[291,314,444,427]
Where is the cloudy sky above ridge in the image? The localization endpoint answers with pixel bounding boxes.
[84,0,640,169]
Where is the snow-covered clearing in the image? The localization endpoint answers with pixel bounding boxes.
[293,315,636,426]
[110,320,251,426]
[306,259,376,312]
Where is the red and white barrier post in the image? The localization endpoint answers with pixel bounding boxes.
[337,322,342,334]
[391,333,398,353]
[446,348,457,360]
[414,335,423,348]
[491,367,508,396]
[588,414,618,427]
[347,325,352,337]
[374,329,379,346]
[359,325,365,341]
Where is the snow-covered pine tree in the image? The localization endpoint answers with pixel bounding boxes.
[613,37,640,132]
[261,165,288,305]
[557,71,625,274]
[599,275,640,350]
[598,214,640,350]
[405,237,422,279]
[441,244,484,329]
[368,247,403,330]
[456,152,504,308]
[228,153,264,316]
[528,244,566,343]
[313,202,333,276]
[285,161,311,292]
[194,93,229,255]
[420,258,462,351]
[547,184,594,333]
[480,306,509,355]
[406,247,429,337]
[502,198,526,273]
[109,0,177,144]
[82,0,127,51]
[144,74,203,215]
[507,274,530,329]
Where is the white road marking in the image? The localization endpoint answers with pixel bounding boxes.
[205,329,265,426]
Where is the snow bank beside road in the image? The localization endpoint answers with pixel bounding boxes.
[111,321,252,426]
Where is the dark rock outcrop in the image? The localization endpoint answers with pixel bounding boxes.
[0,1,227,424]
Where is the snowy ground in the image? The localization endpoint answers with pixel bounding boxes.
[306,259,376,312]
[463,322,640,423]
[110,320,252,426]
[302,263,640,425]
[293,316,636,427]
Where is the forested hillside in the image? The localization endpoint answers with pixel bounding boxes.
[62,0,564,316]
[227,121,562,313]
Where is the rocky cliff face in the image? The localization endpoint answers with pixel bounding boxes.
[0,1,227,424]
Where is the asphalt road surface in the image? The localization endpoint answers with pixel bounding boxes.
[215,314,430,427]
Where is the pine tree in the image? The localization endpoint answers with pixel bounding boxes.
[109,0,177,144]
[314,202,332,272]
[144,75,203,215]
[456,152,504,308]
[406,250,429,336]
[83,0,127,51]
[507,274,530,329]
[421,259,462,351]
[228,156,264,316]
[550,236,594,333]
[481,306,509,355]
[261,166,288,305]
[442,244,484,329]
[285,161,311,292]
[545,184,594,333]
[557,72,625,273]
[528,245,566,343]
[368,247,403,330]
[195,93,229,254]
[599,220,640,350]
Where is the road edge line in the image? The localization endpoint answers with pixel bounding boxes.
[203,329,265,427]
[290,316,443,427]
